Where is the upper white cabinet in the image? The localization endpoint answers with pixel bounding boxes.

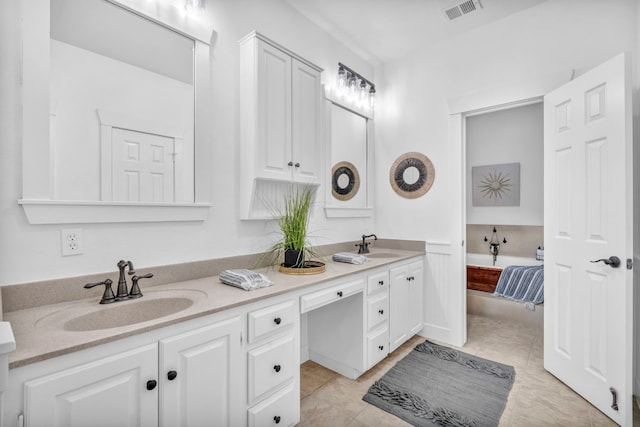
[239,32,323,219]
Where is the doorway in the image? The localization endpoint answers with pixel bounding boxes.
[463,100,544,326]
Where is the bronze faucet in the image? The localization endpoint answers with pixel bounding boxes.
[356,234,378,254]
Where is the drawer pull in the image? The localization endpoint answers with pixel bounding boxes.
[378,345,384,351]
[273,364,281,373]
[274,415,281,424]
[378,309,384,315]
[337,291,343,297]
[287,161,293,167]
[274,317,282,325]
[167,370,177,381]
[146,380,157,391]
[378,280,384,285]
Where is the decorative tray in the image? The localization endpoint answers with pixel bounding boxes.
[278,261,326,275]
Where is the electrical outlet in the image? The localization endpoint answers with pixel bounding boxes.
[61,229,83,256]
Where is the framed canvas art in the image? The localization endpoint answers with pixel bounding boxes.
[472,162,520,206]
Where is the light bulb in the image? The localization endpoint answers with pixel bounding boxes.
[348,75,357,101]
[337,67,346,98]
[369,87,376,112]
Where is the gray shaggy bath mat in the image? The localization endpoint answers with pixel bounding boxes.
[363,340,515,427]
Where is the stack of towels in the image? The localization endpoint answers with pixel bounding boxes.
[332,252,368,265]
[219,269,273,291]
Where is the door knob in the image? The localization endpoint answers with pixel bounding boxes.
[146,380,157,391]
[167,370,177,381]
[590,256,621,268]
[287,161,293,167]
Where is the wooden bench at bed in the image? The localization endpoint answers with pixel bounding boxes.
[466,265,502,293]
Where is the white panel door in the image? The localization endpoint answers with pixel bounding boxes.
[159,317,243,427]
[112,128,175,202]
[544,53,632,426]
[291,58,321,184]
[24,344,158,427]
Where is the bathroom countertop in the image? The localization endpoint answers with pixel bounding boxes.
[5,248,424,369]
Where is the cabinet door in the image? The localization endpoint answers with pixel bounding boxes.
[256,39,292,181]
[389,265,409,352]
[291,58,321,184]
[159,316,243,427]
[24,344,158,427]
[408,260,424,336]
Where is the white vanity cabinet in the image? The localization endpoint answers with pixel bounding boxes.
[158,317,243,427]
[240,31,322,184]
[389,260,425,352]
[24,344,159,427]
[16,315,243,427]
[246,299,299,427]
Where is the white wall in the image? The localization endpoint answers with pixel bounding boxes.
[466,102,543,226]
[0,0,376,285]
[375,0,637,244]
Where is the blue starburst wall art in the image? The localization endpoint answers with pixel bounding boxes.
[472,162,520,206]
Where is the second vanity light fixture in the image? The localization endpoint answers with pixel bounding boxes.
[332,62,376,115]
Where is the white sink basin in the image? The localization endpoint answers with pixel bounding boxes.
[36,289,205,332]
[366,252,401,259]
[63,297,194,331]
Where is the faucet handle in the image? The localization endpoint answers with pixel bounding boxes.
[84,279,116,304]
[127,261,136,275]
[129,273,153,299]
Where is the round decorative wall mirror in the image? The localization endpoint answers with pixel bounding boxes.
[389,152,435,199]
[331,161,360,201]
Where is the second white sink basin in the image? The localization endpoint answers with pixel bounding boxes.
[366,253,401,259]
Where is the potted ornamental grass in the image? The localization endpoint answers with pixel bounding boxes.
[264,186,322,272]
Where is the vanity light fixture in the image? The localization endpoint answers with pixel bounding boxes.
[334,63,376,114]
[184,0,205,14]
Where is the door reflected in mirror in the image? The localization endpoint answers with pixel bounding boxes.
[50,0,195,203]
[330,105,367,207]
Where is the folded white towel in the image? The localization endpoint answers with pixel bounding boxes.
[332,252,368,265]
[219,269,273,291]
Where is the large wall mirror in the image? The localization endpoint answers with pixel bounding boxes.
[19,0,214,223]
[325,100,374,217]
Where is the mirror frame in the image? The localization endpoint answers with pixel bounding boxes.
[19,0,215,224]
[323,89,375,218]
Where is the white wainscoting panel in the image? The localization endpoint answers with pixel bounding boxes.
[422,242,466,347]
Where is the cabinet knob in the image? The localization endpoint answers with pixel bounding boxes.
[378,309,384,315]
[274,317,282,325]
[378,345,384,351]
[273,364,281,373]
[167,370,177,381]
[146,380,157,391]
[274,415,281,424]
[337,291,343,297]
[287,161,294,167]
[294,162,300,168]
[378,280,384,285]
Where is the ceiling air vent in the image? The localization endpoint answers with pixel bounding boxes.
[443,0,483,21]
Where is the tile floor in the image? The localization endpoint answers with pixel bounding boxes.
[299,314,638,426]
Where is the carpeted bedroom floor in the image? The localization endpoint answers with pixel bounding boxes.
[299,314,636,426]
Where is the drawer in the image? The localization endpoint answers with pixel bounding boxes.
[248,300,295,343]
[367,326,389,368]
[248,382,298,427]
[367,293,389,330]
[300,278,364,313]
[248,334,295,404]
[367,271,389,295]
